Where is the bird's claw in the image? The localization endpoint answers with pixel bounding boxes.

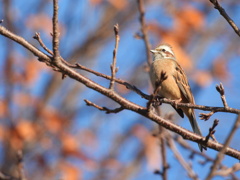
[152,95,163,107]
[172,98,182,109]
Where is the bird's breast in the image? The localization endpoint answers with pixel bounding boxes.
[150,59,182,99]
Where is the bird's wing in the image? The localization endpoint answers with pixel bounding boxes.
[173,61,195,104]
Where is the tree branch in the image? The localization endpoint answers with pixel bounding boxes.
[209,0,240,37]
[109,24,120,90]
[84,99,124,114]
[52,0,60,63]
[33,32,53,55]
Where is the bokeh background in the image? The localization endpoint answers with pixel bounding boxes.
[0,0,240,179]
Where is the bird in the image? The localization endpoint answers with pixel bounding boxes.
[150,44,206,152]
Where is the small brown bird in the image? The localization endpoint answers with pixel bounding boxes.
[150,44,205,151]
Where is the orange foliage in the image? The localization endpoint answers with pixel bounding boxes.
[16,120,36,141]
[174,5,204,30]
[149,5,205,71]
[0,100,7,118]
[60,162,81,180]
[24,60,46,85]
[61,133,79,156]
[192,70,213,87]
[212,58,230,81]
[108,0,128,9]
[0,125,5,141]
[40,107,65,134]
[90,0,103,5]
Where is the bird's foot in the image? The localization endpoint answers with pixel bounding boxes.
[152,95,163,107]
[172,98,182,109]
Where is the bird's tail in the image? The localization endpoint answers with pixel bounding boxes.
[188,110,207,152]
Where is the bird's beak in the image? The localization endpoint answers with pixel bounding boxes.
[150,49,157,54]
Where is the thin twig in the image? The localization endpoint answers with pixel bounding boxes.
[216,83,228,108]
[109,24,120,90]
[199,111,215,121]
[137,0,152,66]
[84,99,124,114]
[147,71,168,110]
[205,119,219,143]
[33,32,53,55]
[52,0,60,62]
[209,0,240,37]
[206,115,240,180]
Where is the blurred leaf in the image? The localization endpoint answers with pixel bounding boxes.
[0,100,7,118]
[40,107,66,134]
[108,0,128,9]
[16,120,36,141]
[175,5,205,30]
[60,162,81,180]
[24,60,46,85]
[212,58,231,81]
[90,0,103,5]
[193,70,213,87]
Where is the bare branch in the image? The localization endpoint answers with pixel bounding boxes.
[33,32,53,55]
[0,26,51,63]
[137,0,152,66]
[84,99,124,114]
[206,115,240,180]
[52,0,60,62]
[209,0,240,37]
[109,24,120,90]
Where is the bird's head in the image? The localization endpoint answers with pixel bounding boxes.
[150,44,176,60]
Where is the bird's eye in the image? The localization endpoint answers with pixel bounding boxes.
[162,49,166,52]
